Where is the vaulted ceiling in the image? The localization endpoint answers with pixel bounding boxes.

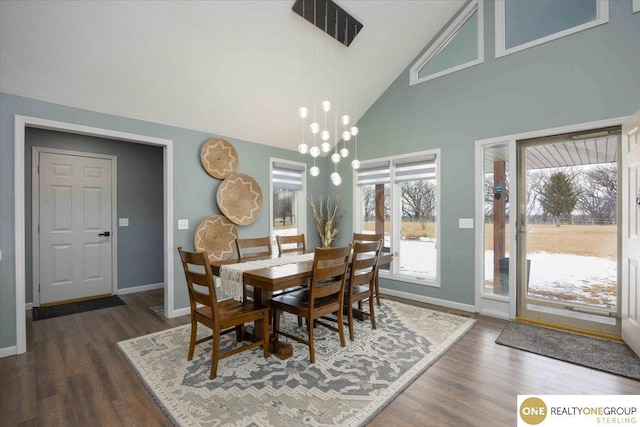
[0,0,464,151]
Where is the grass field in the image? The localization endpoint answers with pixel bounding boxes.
[484,223,616,259]
[362,221,616,259]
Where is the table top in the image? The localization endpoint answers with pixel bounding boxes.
[211,252,392,293]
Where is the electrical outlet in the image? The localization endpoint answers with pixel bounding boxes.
[178,219,189,230]
[459,218,474,229]
[119,218,129,227]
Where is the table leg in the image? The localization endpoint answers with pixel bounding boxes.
[253,288,293,360]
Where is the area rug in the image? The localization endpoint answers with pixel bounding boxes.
[117,300,476,426]
[495,321,640,380]
[32,295,125,321]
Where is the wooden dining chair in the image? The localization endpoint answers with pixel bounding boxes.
[276,234,306,256]
[345,240,382,341]
[178,247,270,379]
[235,237,272,300]
[352,233,384,306]
[271,244,352,363]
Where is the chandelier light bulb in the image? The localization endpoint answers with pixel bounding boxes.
[298,143,309,154]
[340,115,351,125]
[321,100,332,112]
[331,152,341,163]
[321,142,331,153]
[340,147,349,158]
[331,173,342,186]
[351,159,361,169]
[298,106,309,119]
[350,126,359,136]
[309,145,321,157]
[309,122,320,134]
[330,171,339,181]
[310,165,320,177]
[320,130,331,141]
[342,130,352,141]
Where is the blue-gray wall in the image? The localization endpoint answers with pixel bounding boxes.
[329,0,639,305]
[1,0,638,351]
[24,128,165,303]
[0,92,327,350]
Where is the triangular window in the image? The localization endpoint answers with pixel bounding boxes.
[410,0,484,86]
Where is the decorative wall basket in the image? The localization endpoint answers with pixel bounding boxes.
[194,215,239,261]
[216,173,263,225]
[200,138,239,179]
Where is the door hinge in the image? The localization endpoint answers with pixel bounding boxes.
[38,283,41,292]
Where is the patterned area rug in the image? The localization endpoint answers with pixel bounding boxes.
[496,321,640,380]
[117,300,475,426]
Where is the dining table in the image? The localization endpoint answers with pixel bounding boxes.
[210,251,392,359]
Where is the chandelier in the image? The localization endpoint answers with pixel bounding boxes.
[292,0,363,184]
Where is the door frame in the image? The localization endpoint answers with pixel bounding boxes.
[475,115,628,320]
[32,147,118,307]
[14,115,175,355]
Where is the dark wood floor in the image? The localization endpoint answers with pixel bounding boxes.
[1,289,638,426]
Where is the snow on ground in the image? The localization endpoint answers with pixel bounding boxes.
[485,251,616,308]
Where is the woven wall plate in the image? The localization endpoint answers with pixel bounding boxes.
[200,138,239,179]
[216,173,263,225]
[193,215,239,261]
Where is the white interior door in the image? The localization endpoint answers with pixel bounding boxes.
[621,110,640,356]
[38,151,113,304]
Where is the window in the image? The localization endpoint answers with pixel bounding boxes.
[495,0,609,58]
[410,0,484,86]
[634,0,640,13]
[353,151,440,287]
[270,159,306,249]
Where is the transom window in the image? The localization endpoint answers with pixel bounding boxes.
[353,150,440,287]
[495,0,609,58]
[410,0,484,86]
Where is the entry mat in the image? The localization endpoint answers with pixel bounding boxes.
[32,295,126,321]
[496,321,640,380]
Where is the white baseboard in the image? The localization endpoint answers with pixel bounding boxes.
[381,288,476,314]
[117,282,164,295]
[479,308,511,320]
[170,307,191,318]
[0,345,17,358]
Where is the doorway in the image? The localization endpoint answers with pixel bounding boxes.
[516,127,621,336]
[13,115,175,355]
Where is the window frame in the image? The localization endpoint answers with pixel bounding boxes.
[269,158,307,244]
[409,0,484,86]
[353,149,441,288]
[495,0,609,59]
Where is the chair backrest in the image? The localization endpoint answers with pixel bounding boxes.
[352,232,384,244]
[235,237,272,260]
[177,246,219,319]
[349,240,383,290]
[276,234,306,256]
[309,244,352,307]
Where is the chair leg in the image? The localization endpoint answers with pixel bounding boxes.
[209,334,221,379]
[235,325,243,342]
[347,300,355,341]
[307,319,315,364]
[262,312,270,357]
[369,296,377,330]
[188,318,197,360]
[375,275,381,306]
[337,306,346,348]
[273,309,281,342]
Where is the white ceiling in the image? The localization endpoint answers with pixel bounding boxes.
[0,0,464,151]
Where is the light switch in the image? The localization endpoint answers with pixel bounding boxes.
[459,218,474,229]
[119,218,129,227]
[178,219,189,230]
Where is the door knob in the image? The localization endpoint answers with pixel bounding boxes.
[98,231,111,237]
